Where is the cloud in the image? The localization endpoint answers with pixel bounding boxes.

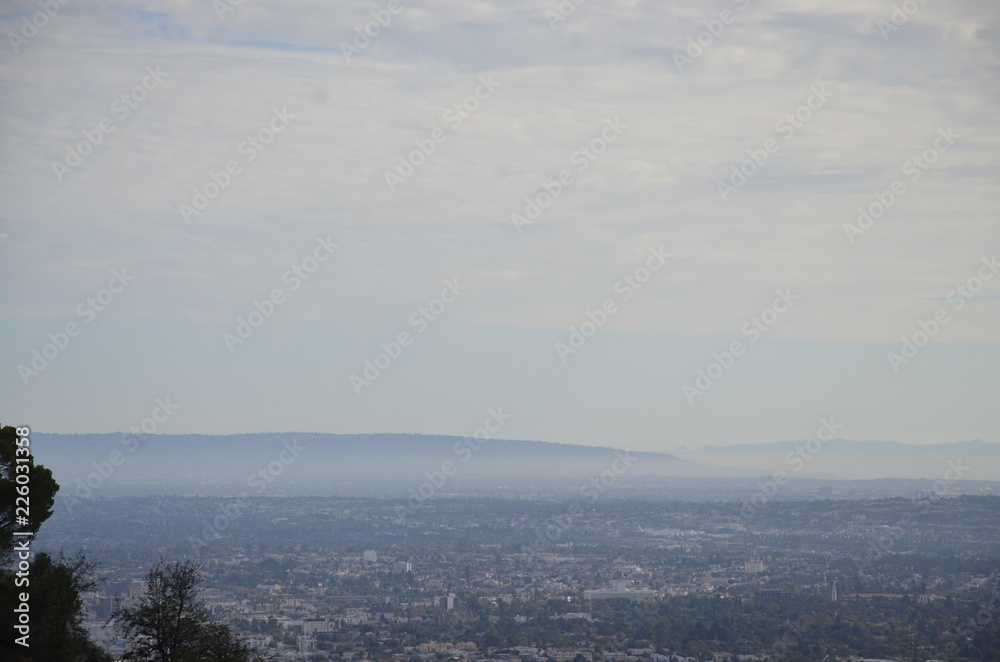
[0,0,996,443]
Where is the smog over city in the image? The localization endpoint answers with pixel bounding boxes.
[1,1,998,661]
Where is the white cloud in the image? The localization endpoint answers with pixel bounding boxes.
[0,0,996,442]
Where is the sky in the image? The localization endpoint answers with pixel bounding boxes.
[0,0,997,451]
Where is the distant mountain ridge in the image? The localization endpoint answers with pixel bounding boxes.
[30,432,751,494]
[672,438,1000,480]
[678,438,1000,455]
[35,430,677,464]
[30,433,1000,489]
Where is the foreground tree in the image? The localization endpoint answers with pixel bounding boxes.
[1,423,108,661]
[113,559,253,662]
[0,424,58,558]
[0,552,112,662]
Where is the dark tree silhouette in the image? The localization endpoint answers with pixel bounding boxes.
[1,424,109,661]
[0,424,58,558]
[0,552,112,662]
[113,559,253,662]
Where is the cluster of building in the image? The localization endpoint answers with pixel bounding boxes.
[42,492,999,661]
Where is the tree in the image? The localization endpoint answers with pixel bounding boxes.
[0,552,112,662]
[113,559,253,662]
[0,424,59,558]
[1,424,108,661]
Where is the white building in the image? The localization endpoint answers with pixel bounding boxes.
[301,619,337,635]
[244,635,273,650]
[583,581,658,601]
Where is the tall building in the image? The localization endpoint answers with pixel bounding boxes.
[831,581,838,602]
[129,579,147,599]
[298,635,316,654]
[362,549,378,563]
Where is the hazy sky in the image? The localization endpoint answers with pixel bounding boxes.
[1,0,997,450]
